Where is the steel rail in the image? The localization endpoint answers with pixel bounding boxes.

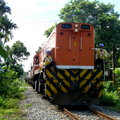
[88,107,116,120]
[63,108,80,120]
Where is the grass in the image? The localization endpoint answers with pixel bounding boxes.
[24,104,32,109]
[20,81,30,87]
[0,108,22,120]
[0,98,23,120]
[0,81,29,120]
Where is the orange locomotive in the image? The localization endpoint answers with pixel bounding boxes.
[30,23,103,105]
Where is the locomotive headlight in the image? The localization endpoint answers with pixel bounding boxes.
[74,28,79,32]
[75,24,79,27]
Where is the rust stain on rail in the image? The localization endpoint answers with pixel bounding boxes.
[88,107,116,120]
[63,108,80,120]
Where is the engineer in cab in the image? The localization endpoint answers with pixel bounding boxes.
[43,50,55,69]
[95,43,110,69]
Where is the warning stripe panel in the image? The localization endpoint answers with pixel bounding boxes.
[46,80,58,94]
[45,68,103,98]
[47,76,63,93]
[45,84,54,97]
[49,69,71,91]
[45,89,51,97]
[79,70,102,93]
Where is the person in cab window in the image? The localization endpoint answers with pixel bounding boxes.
[43,50,54,69]
[34,56,39,64]
[95,43,109,69]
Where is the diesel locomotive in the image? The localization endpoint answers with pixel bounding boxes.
[28,23,103,105]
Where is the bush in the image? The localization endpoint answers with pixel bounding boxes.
[7,79,21,98]
[114,68,120,86]
[101,91,119,105]
[0,97,5,107]
[114,68,120,77]
[101,81,119,105]
[0,60,24,98]
[0,97,19,109]
[0,77,23,98]
[4,99,19,109]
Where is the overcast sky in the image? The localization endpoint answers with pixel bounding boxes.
[5,0,120,71]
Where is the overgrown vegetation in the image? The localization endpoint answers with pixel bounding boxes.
[101,81,119,105]
[0,0,30,119]
[0,50,29,119]
[101,60,120,111]
[101,81,120,111]
[114,67,120,88]
[0,80,28,120]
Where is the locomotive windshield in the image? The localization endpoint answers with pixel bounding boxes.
[61,24,72,29]
[34,56,39,64]
[81,24,90,30]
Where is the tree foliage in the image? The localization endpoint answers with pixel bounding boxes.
[0,0,11,15]
[35,46,42,53]
[0,40,30,97]
[0,0,17,43]
[0,0,29,98]
[59,0,119,24]
[44,24,56,38]
[0,61,24,97]
[0,44,7,59]
[10,41,30,61]
[0,15,17,42]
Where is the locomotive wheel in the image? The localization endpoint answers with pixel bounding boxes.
[38,82,41,93]
[40,83,44,94]
[38,82,44,94]
[35,80,39,92]
[33,81,35,89]
[35,81,37,90]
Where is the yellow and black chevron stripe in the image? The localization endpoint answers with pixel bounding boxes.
[45,68,103,99]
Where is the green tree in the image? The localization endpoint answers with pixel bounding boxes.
[35,46,42,53]
[0,41,7,60]
[10,41,30,62]
[59,0,119,25]
[0,0,26,99]
[44,24,56,37]
[0,16,17,43]
[0,0,11,15]
[0,0,17,44]
[0,0,17,60]
[0,40,29,97]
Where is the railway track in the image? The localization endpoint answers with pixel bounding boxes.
[64,108,80,120]
[87,106,116,120]
[62,106,116,120]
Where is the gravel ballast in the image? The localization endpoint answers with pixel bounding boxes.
[21,87,69,120]
[21,86,120,120]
